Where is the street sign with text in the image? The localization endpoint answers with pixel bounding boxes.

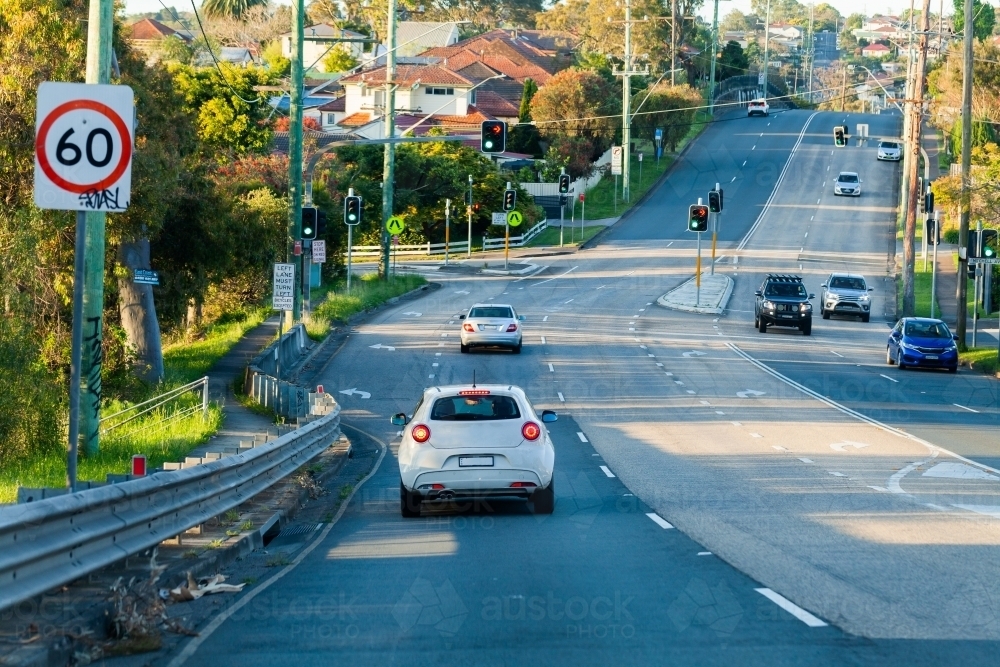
[132,269,159,285]
[34,82,135,211]
[611,146,623,175]
[492,212,507,226]
[312,240,326,263]
[272,263,295,311]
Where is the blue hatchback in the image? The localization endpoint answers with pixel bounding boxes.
[886,318,959,372]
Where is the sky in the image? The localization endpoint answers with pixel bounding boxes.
[121,0,945,24]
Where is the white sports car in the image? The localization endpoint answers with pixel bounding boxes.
[394,384,557,517]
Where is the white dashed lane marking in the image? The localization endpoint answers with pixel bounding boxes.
[600,466,616,478]
[577,432,589,443]
[755,589,828,627]
[646,513,674,529]
[557,392,565,402]
[954,403,980,413]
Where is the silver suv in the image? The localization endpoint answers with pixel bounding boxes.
[820,273,874,322]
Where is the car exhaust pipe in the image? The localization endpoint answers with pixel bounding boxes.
[438,490,455,501]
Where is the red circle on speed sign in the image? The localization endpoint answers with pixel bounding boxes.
[578,193,585,202]
[35,99,133,194]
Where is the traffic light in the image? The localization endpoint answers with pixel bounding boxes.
[708,189,722,213]
[473,202,481,213]
[316,209,328,237]
[834,126,845,147]
[302,206,318,240]
[558,173,570,194]
[465,188,472,205]
[344,195,362,225]
[503,189,517,212]
[983,229,998,259]
[688,204,709,232]
[481,120,506,153]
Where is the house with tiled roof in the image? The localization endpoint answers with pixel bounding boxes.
[127,17,190,60]
[861,43,892,58]
[280,23,369,73]
[419,29,573,85]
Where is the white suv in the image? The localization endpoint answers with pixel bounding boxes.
[748,99,770,117]
[394,385,557,517]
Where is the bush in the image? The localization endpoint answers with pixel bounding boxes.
[944,228,960,244]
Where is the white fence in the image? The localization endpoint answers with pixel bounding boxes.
[347,239,471,257]
[483,220,548,251]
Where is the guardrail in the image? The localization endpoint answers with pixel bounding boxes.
[483,220,548,251]
[348,239,472,257]
[0,405,341,613]
[100,376,208,435]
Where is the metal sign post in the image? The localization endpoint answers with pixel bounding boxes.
[467,175,473,258]
[696,197,704,307]
[444,198,451,266]
[930,212,939,318]
[504,222,510,270]
[580,192,586,242]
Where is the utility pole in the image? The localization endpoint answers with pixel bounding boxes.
[807,3,814,103]
[709,0,720,113]
[903,0,933,317]
[762,0,770,99]
[287,0,305,322]
[671,0,679,85]
[381,0,398,279]
[613,0,647,204]
[467,174,473,257]
[957,0,974,346]
[840,64,847,111]
[79,0,114,457]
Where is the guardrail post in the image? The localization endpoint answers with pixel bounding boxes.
[202,376,209,417]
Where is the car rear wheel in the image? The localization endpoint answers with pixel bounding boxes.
[758,319,767,333]
[531,481,554,514]
[400,482,422,518]
[460,343,469,353]
[512,342,522,354]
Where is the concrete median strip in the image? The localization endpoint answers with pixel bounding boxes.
[656,272,734,315]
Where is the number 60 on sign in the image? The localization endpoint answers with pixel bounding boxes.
[34,82,135,212]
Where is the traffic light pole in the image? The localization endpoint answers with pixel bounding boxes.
[381,0,398,280]
[696,197,703,306]
[467,175,473,258]
[288,0,304,322]
[444,198,450,266]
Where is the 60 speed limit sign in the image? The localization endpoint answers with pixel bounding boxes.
[34,82,134,212]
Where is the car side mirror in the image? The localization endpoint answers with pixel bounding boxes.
[820,283,827,288]
[868,287,874,292]
[541,410,558,423]
[458,314,465,320]
[808,294,816,299]
[390,413,408,426]
[953,334,959,340]
[754,290,762,297]
[518,315,524,321]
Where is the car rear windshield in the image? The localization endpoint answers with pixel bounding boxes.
[830,277,866,290]
[838,174,859,183]
[469,307,513,319]
[904,322,951,339]
[765,283,807,297]
[430,395,522,421]
[881,142,899,149]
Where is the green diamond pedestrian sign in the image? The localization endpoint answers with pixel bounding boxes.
[386,215,405,235]
[506,210,523,227]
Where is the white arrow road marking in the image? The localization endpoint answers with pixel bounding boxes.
[755,589,828,627]
[402,311,422,316]
[737,389,766,398]
[646,513,674,529]
[830,441,870,452]
[339,388,371,399]
[369,344,396,350]
[683,351,707,357]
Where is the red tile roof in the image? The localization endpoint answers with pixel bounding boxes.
[317,97,346,112]
[340,64,473,86]
[472,90,519,118]
[128,18,178,41]
[338,112,374,126]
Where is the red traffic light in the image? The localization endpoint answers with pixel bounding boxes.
[481,120,506,153]
[688,204,709,232]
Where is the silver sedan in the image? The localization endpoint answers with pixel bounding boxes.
[460,304,523,353]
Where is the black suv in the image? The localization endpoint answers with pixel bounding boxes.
[754,274,815,335]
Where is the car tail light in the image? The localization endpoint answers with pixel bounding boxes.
[463,323,474,332]
[411,424,431,443]
[506,323,518,332]
[431,484,445,490]
[521,421,541,441]
[510,482,537,488]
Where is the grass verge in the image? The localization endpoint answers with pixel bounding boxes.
[525,224,604,248]
[0,307,268,503]
[305,273,427,340]
[960,347,999,375]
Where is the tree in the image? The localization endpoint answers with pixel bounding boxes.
[509,78,541,154]
[534,0,589,34]
[812,3,842,32]
[751,0,805,25]
[531,68,621,159]
[322,45,359,73]
[953,0,996,41]
[631,83,701,150]
[262,39,290,76]
[717,40,749,81]
[200,0,269,21]
[721,9,756,33]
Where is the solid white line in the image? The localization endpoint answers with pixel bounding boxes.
[577,432,589,442]
[727,343,1000,479]
[600,465,616,478]
[880,374,899,383]
[548,363,554,372]
[168,428,388,667]
[830,350,844,357]
[953,403,980,413]
[530,265,578,287]
[557,392,565,402]
[755,589,828,627]
[737,112,819,251]
[646,513,674,529]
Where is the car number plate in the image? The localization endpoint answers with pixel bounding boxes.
[480,325,498,331]
[459,456,494,467]
[780,314,793,318]
[925,354,938,360]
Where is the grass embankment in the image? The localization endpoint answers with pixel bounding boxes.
[960,347,999,375]
[525,224,603,248]
[0,308,269,503]
[306,273,427,340]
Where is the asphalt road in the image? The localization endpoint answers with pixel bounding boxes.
[167,112,1000,666]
